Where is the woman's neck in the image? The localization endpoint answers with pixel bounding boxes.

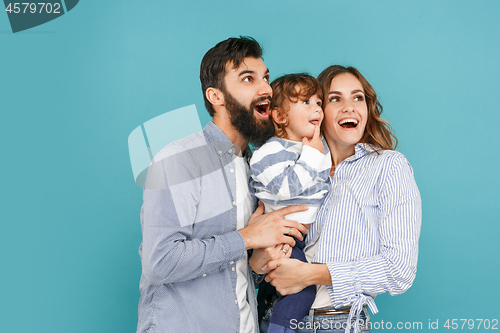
[326,138,356,168]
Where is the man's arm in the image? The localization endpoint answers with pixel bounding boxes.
[140,147,309,286]
[140,152,246,285]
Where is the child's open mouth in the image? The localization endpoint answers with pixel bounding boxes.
[338,118,359,129]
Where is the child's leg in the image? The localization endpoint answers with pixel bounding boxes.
[267,235,316,332]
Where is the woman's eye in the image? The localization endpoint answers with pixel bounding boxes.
[329,96,339,102]
[354,95,365,101]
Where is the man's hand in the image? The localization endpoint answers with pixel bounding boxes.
[239,202,308,250]
[302,125,324,154]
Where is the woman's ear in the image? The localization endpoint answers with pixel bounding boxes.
[206,87,225,107]
[271,108,287,125]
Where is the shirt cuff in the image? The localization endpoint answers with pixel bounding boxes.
[326,261,361,307]
[216,230,246,269]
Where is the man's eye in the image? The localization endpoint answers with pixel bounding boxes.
[264,76,269,82]
[243,77,252,82]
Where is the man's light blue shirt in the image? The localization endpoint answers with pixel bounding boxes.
[137,121,259,333]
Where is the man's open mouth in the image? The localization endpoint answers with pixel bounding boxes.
[254,100,270,118]
[338,118,359,129]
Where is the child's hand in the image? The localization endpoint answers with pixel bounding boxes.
[302,125,324,154]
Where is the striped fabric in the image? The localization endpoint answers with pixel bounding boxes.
[250,137,332,223]
[306,143,421,333]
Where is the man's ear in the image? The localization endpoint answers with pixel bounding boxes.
[271,108,286,125]
[206,87,225,107]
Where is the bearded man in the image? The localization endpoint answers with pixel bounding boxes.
[137,36,308,333]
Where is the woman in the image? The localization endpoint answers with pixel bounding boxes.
[252,65,421,333]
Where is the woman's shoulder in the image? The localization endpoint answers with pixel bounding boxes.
[361,144,412,169]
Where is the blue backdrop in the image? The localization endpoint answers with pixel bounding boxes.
[2,1,499,332]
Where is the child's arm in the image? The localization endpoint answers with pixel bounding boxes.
[250,135,331,200]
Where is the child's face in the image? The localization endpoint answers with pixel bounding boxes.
[283,93,323,141]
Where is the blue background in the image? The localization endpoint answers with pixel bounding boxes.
[2,0,499,332]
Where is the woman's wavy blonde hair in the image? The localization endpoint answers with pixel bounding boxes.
[317,65,397,151]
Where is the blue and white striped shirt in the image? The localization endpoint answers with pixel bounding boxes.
[307,143,421,328]
[250,138,331,223]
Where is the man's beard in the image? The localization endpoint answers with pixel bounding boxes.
[222,88,275,147]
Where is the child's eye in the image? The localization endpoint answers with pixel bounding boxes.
[302,100,310,105]
[317,100,322,107]
[354,95,365,102]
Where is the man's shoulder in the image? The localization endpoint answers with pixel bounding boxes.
[152,130,207,164]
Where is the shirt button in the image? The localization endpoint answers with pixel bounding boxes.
[228,148,233,154]
[230,169,234,173]
[235,300,238,305]
[231,267,235,271]
[202,274,206,277]
[229,261,234,265]
[218,150,222,155]
[232,201,236,206]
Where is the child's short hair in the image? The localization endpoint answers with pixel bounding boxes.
[270,73,323,139]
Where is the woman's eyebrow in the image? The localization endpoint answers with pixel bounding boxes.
[329,89,364,95]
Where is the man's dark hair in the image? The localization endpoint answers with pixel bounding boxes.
[200,36,263,117]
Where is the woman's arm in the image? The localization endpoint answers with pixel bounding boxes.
[264,259,331,295]
[264,154,421,302]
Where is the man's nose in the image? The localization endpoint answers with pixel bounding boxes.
[258,79,273,97]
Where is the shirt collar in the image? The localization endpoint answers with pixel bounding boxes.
[203,121,252,162]
[345,143,377,162]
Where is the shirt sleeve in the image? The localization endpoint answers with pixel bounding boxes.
[139,148,246,286]
[326,154,422,307]
[250,143,331,201]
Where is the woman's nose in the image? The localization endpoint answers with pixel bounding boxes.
[342,101,355,112]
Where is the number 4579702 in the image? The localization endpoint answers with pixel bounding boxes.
[5,3,62,14]
[444,319,498,330]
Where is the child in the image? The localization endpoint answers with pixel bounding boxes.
[250,73,332,333]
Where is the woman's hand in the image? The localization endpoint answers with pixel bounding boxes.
[264,259,332,295]
[249,244,291,274]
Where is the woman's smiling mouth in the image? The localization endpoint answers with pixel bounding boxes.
[338,118,359,129]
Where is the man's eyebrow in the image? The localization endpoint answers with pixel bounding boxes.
[238,68,270,77]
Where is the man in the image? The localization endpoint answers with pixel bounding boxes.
[137,36,308,333]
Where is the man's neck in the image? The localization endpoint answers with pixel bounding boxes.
[212,113,248,154]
